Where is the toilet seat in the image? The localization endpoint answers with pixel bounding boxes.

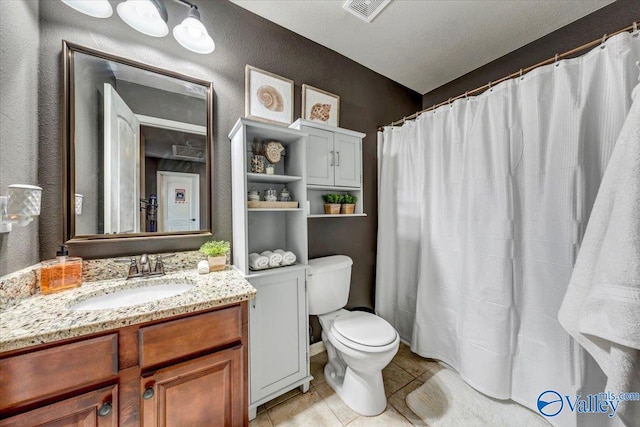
[330,311,398,353]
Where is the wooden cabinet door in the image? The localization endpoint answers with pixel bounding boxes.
[248,269,308,403]
[334,133,361,188]
[140,346,244,427]
[306,127,335,186]
[0,385,117,427]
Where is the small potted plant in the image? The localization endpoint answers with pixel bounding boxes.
[322,194,343,214]
[341,194,357,214]
[199,240,230,272]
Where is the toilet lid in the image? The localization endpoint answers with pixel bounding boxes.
[332,311,397,347]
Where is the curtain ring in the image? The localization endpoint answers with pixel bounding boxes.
[488,81,492,92]
[633,22,638,37]
[432,104,436,114]
[600,34,607,49]
[519,69,523,79]
[554,54,559,67]
[448,97,453,107]
[464,91,469,100]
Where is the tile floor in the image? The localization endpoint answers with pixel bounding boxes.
[250,342,441,426]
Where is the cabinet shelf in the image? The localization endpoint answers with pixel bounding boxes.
[308,213,367,218]
[247,173,302,184]
[307,184,361,191]
[246,263,308,278]
[248,208,303,212]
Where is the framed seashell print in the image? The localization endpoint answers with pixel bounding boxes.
[301,84,340,127]
[245,65,294,125]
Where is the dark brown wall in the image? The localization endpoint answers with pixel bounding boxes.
[30,1,421,326]
[423,0,640,108]
[0,0,40,277]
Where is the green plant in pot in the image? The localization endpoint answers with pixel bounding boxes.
[322,193,343,215]
[341,194,358,214]
[199,240,230,272]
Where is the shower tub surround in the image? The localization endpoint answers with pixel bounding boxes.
[0,252,255,353]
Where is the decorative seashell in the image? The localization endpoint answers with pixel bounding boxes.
[257,85,284,112]
[265,142,284,164]
[310,103,331,122]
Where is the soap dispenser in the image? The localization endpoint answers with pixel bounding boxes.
[40,245,83,294]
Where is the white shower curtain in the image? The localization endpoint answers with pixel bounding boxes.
[376,31,640,426]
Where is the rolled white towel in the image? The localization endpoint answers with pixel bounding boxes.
[260,250,282,267]
[249,253,269,270]
[274,249,296,265]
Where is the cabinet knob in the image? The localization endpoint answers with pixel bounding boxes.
[143,386,155,400]
[97,401,112,417]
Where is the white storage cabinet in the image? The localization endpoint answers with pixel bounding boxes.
[290,119,366,217]
[229,118,312,420]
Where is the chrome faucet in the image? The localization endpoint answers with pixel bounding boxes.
[139,253,151,275]
[116,254,175,279]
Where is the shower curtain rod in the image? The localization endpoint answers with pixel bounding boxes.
[378,21,639,131]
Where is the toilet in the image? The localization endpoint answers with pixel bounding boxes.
[308,255,399,416]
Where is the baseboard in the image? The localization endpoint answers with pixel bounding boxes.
[309,341,325,356]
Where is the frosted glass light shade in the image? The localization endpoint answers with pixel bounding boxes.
[172,8,215,54]
[117,0,169,37]
[61,0,113,18]
[7,185,42,226]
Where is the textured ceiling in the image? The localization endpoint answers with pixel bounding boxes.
[230,0,614,94]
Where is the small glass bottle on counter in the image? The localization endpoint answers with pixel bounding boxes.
[40,245,83,294]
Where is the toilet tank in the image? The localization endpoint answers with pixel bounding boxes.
[307,255,353,315]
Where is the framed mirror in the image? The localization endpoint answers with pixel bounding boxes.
[63,41,213,242]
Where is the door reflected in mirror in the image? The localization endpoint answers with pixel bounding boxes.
[65,42,212,239]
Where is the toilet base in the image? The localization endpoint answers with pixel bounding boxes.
[324,361,387,416]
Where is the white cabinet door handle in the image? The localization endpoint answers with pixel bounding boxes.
[330,151,334,166]
[336,151,340,167]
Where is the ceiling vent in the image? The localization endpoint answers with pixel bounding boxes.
[172,145,205,162]
[342,0,391,23]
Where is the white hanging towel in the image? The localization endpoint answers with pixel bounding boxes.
[249,253,269,270]
[274,249,296,265]
[559,81,640,426]
[260,250,283,268]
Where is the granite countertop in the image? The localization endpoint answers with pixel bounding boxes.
[0,267,256,353]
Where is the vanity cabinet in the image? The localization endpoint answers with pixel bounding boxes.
[229,118,312,419]
[290,119,366,217]
[140,347,243,427]
[0,303,248,427]
[0,385,118,427]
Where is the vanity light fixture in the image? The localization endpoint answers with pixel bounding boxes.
[172,6,215,54]
[61,0,113,18]
[61,0,215,54]
[0,185,43,234]
[117,0,169,38]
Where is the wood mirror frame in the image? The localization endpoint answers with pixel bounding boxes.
[62,41,214,253]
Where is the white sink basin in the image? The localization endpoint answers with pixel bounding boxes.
[70,283,194,311]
